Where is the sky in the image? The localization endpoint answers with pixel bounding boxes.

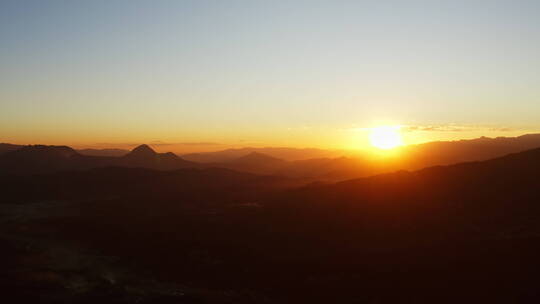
[1,0,539,152]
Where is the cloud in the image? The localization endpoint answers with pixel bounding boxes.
[402,125,471,132]
[346,124,472,133]
[487,127,515,132]
[345,124,522,135]
[174,142,222,146]
[402,124,517,133]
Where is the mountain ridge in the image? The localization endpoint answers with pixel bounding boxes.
[0,144,200,175]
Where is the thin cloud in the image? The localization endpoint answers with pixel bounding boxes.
[346,124,520,134]
[174,142,222,146]
[402,124,517,133]
[402,125,471,132]
[487,127,515,132]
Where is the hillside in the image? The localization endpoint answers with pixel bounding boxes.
[1,147,540,302]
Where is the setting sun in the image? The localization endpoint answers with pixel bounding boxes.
[369,126,403,150]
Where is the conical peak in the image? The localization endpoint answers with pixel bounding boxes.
[130,144,156,155]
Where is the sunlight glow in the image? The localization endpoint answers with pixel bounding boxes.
[369,126,403,150]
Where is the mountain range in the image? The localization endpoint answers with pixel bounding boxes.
[2,134,540,181]
[0,144,200,175]
[181,147,344,162]
[212,133,540,180]
[2,138,540,302]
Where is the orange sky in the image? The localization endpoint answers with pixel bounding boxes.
[2,123,534,155]
[2,2,539,153]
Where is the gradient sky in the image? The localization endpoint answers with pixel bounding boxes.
[1,0,539,151]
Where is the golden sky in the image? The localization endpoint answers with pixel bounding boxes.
[1,1,539,152]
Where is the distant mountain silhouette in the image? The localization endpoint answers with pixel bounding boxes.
[276,156,377,179]
[122,144,159,166]
[3,134,540,180]
[0,145,82,174]
[121,144,199,170]
[182,147,344,162]
[0,143,23,155]
[77,148,129,157]
[0,144,200,175]
[181,134,540,165]
[399,133,540,169]
[127,144,155,157]
[215,152,288,175]
[183,134,540,181]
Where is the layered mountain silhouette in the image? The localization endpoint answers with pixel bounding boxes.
[2,134,540,181]
[213,153,384,180]
[181,134,540,164]
[3,144,540,303]
[182,147,344,162]
[398,133,540,169]
[213,152,289,175]
[268,146,540,244]
[77,148,129,157]
[0,144,199,175]
[209,134,540,180]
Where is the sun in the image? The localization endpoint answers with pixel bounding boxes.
[369,125,403,150]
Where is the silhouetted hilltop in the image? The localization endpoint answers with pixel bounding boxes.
[121,144,199,170]
[0,145,81,174]
[122,144,158,167]
[127,144,156,157]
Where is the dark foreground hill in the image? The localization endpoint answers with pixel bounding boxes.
[1,147,540,303]
[268,147,540,245]
[1,166,300,203]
